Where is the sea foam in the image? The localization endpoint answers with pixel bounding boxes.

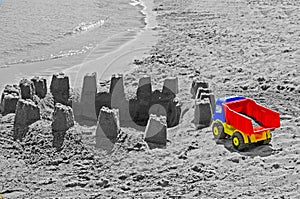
[65,20,105,36]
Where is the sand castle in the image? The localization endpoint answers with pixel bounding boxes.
[194,98,213,129]
[144,114,167,145]
[162,77,179,97]
[190,79,209,99]
[192,79,215,129]
[195,87,212,100]
[0,72,218,149]
[74,72,98,121]
[110,74,128,124]
[93,74,181,129]
[199,93,216,112]
[0,77,47,115]
[137,76,152,99]
[0,73,75,148]
[93,74,181,148]
[13,99,40,141]
[96,107,120,150]
[31,76,47,99]
[52,103,75,149]
[19,79,35,100]
[50,73,71,106]
[0,85,20,114]
[0,72,180,149]
[130,76,181,127]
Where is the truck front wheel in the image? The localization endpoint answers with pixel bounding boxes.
[232,132,246,151]
[212,121,226,139]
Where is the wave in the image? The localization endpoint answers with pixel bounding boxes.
[64,20,105,36]
[2,20,105,67]
[130,0,141,7]
[30,42,51,47]
[129,0,148,29]
[4,45,93,66]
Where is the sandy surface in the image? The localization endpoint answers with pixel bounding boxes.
[1,0,300,198]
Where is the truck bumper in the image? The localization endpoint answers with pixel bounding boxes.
[248,130,271,143]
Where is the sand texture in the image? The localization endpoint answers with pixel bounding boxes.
[0,0,300,198]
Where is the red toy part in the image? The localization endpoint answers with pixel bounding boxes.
[223,98,280,136]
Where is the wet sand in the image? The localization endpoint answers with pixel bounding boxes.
[0,0,157,91]
[63,0,158,88]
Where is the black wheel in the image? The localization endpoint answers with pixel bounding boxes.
[212,121,226,139]
[232,132,246,151]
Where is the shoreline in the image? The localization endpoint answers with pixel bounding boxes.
[0,0,158,91]
[64,0,158,88]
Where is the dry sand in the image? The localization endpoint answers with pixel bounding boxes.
[1,0,300,198]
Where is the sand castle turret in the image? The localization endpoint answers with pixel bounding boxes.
[199,92,216,112]
[129,76,152,126]
[149,89,181,128]
[110,74,127,122]
[191,79,209,98]
[52,103,75,149]
[195,87,212,100]
[0,85,20,114]
[137,75,152,102]
[194,98,213,129]
[110,74,125,98]
[192,79,215,129]
[96,107,120,150]
[75,73,182,129]
[19,79,35,100]
[14,99,40,140]
[162,77,178,97]
[144,114,167,145]
[52,103,75,132]
[50,73,70,106]
[95,92,112,119]
[31,76,47,99]
[129,75,181,127]
[77,72,97,120]
[1,94,19,114]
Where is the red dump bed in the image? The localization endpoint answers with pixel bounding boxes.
[223,98,280,136]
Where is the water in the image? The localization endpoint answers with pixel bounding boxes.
[0,0,145,68]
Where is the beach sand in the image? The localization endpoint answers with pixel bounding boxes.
[0,0,300,198]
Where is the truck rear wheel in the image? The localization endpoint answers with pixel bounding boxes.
[232,132,246,151]
[212,121,226,139]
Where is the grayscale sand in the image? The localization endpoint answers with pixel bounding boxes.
[0,0,299,198]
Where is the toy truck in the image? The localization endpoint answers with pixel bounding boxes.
[212,96,280,150]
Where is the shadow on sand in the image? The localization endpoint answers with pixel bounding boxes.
[120,121,146,132]
[74,116,97,126]
[146,142,167,150]
[216,138,275,157]
[74,115,147,132]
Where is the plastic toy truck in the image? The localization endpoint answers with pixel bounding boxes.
[212,96,280,150]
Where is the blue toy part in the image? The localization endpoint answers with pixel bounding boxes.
[213,96,245,122]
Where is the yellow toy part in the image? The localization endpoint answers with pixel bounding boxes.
[212,119,272,150]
